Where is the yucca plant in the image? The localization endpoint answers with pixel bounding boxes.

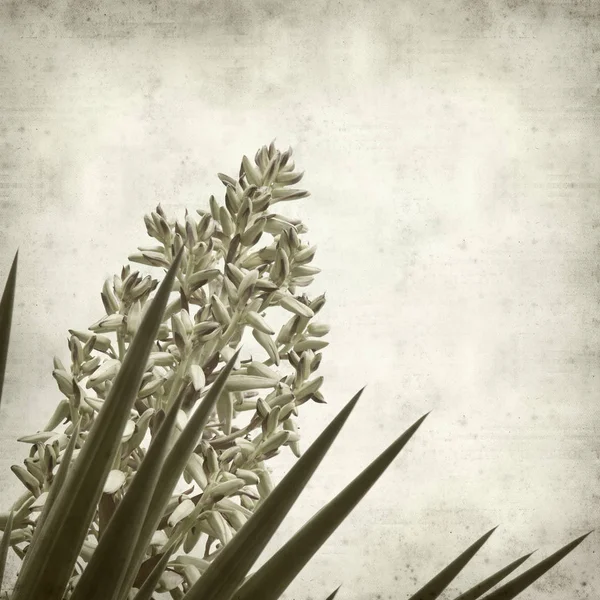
[1,144,329,594]
[0,145,592,600]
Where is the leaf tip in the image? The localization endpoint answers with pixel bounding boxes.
[475,524,498,547]
[7,250,18,280]
[413,410,431,430]
[349,386,366,407]
[326,584,342,600]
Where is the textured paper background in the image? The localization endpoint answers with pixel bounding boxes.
[1,1,599,598]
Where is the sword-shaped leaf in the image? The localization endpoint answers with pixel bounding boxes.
[233,412,430,600]
[132,548,177,600]
[20,419,81,575]
[70,390,185,600]
[116,350,240,600]
[324,586,341,600]
[451,551,535,600]
[0,251,18,408]
[407,527,497,600]
[479,531,593,600]
[11,248,183,600]
[182,388,365,600]
[0,511,14,591]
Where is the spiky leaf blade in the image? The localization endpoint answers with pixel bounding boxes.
[479,531,593,600]
[20,420,81,575]
[182,388,365,600]
[0,251,18,408]
[324,586,341,600]
[452,552,535,600]
[0,511,14,591]
[407,527,498,600]
[12,248,183,600]
[233,412,430,600]
[132,549,176,600]
[70,390,185,600]
[116,350,240,600]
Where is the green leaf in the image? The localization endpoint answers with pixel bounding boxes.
[0,510,14,591]
[116,350,240,600]
[70,389,185,600]
[12,248,183,600]
[452,551,535,600]
[182,387,366,600]
[20,419,81,574]
[479,531,593,600]
[324,586,341,600]
[0,251,18,409]
[233,412,430,600]
[132,548,176,600]
[407,527,497,600]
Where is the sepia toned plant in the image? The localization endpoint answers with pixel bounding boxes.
[0,144,591,600]
[2,142,330,594]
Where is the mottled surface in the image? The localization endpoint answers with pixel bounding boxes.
[1,1,599,598]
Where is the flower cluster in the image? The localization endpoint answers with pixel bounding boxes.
[7,142,330,594]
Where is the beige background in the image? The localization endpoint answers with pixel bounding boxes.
[1,1,599,598]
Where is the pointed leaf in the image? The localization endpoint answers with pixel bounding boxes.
[408,527,498,600]
[20,419,81,575]
[12,248,183,600]
[0,511,14,591]
[233,413,429,600]
[116,350,240,600]
[183,388,365,600]
[479,531,593,600]
[70,390,185,600]
[132,549,176,600]
[0,251,18,408]
[452,552,535,600]
[324,586,341,600]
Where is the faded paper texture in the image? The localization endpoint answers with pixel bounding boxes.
[1,0,599,598]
